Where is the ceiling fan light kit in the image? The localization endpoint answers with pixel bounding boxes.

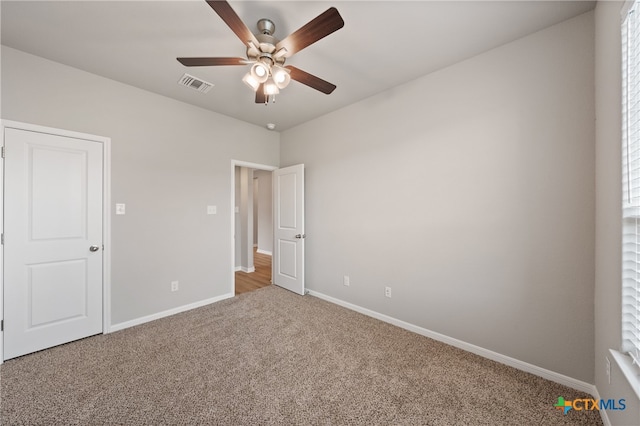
[250,62,269,82]
[177,0,344,104]
[272,66,291,89]
[242,72,261,91]
[264,78,280,96]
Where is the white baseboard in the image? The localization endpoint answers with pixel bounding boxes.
[235,266,257,272]
[109,292,234,333]
[256,249,272,256]
[307,290,596,396]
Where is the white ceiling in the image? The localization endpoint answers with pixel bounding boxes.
[1,0,595,131]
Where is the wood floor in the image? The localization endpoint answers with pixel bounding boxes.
[235,248,272,295]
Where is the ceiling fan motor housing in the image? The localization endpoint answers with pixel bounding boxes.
[257,18,275,36]
[249,19,285,66]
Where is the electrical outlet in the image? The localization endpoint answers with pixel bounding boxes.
[385,287,392,298]
[171,281,179,292]
[606,357,611,384]
[343,275,350,286]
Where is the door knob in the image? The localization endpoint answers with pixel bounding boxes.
[89,245,100,252]
[294,234,306,239]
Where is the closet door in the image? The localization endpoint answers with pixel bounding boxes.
[4,126,104,360]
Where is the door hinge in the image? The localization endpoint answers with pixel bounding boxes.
[1,233,4,245]
[1,320,4,332]
[1,146,4,158]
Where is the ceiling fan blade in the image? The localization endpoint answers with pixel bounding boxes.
[275,7,344,58]
[255,84,267,103]
[177,57,247,66]
[206,0,259,48]
[285,66,336,94]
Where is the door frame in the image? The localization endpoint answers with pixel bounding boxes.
[0,120,112,364]
[230,160,277,295]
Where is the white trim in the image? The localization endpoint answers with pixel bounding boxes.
[230,160,277,296]
[110,293,234,332]
[256,249,272,256]
[0,120,112,361]
[308,290,597,395]
[102,129,112,334]
[622,0,636,21]
[234,266,242,272]
[240,266,255,273]
[592,387,613,426]
[610,349,640,401]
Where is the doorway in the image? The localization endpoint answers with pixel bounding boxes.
[235,248,271,295]
[231,161,277,296]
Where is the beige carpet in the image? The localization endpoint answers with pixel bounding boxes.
[1,286,602,425]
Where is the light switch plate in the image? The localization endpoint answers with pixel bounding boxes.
[207,205,217,215]
[115,203,126,215]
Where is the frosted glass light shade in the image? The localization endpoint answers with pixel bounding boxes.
[272,66,291,89]
[242,72,260,91]
[264,78,280,95]
[250,63,269,83]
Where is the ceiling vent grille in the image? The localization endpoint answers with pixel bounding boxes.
[178,73,213,94]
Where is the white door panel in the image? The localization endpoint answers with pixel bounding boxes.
[4,128,103,360]
[273,164,304,295]
[278,240,297,278]
[30,147,87,240]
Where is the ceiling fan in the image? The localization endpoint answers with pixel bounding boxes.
[177,0,344,104]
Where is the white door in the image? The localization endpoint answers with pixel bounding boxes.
[273,164,305,295]
[3,127,103,360]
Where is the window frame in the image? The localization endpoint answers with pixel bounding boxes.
[617,0,640,400]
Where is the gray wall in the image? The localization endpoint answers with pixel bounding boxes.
[238,167,254,271]
[280,12,595,383]
[235,166,242,269]
[7,8,639,412]
[595,2,640,424]
[254,170,273,254]
[1,47,279,325]
[253,176,259,246]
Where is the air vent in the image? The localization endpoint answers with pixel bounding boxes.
[178,73,213,94]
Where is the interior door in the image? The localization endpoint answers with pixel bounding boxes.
[3,127,103,360]
[273,164,305,295]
